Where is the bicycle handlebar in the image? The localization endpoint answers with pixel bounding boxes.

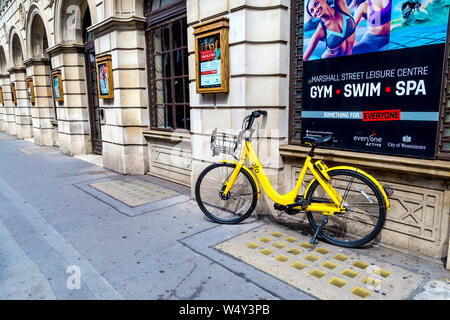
[245,110,267,130]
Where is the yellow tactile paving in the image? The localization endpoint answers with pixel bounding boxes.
[322,261,338,270]
[352,261,370,270]
[259,237,272,243]
[329,277,347,288]
[341,269,359,279]
[246,242,259,249]
[274,255,290,263]
[272,242,287,249]
[271,232,284,238]
[315,247,330,255]
[215,223,423,300]
[287,248,302,255]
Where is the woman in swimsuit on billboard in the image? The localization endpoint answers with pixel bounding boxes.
[304,0,356,60]
[351,0,392,54]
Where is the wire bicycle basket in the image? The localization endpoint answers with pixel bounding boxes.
[210,129,246,158]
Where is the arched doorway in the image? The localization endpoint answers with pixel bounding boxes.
[82,9,102,154]
[9,31,32,139]
[47,0,100,156]
[27,9,56,146]
[0,46,7,132]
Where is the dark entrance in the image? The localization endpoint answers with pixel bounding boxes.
[83,9,102,154]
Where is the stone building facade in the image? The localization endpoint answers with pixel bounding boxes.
[0,0,448,270]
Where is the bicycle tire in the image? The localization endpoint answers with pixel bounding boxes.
[305,169,387,247]
[195,162,258,224]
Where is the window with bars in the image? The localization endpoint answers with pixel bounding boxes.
[288,0,304,145]
[145,0,190,131]
[437,45,450,159]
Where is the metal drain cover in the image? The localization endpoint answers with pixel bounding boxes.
[215,224,424,300]
[19,146,59,154]
[89,178,178,207]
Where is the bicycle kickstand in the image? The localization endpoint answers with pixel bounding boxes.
[309,216,329,245]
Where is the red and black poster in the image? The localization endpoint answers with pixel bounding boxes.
[301,0,450,158]
[198,33,222,89]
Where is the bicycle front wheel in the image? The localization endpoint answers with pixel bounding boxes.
[195,163,258,224]
[305,169,387,247]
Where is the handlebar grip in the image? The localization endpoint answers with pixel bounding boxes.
[246,110,267,129]
[253,110,267,117]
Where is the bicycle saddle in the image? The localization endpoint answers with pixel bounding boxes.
[303,135,333,146]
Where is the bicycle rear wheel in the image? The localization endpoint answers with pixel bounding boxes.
[305,169,387,247]
[195,163,258,224]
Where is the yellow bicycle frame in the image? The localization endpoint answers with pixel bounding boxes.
[221,140,390,215]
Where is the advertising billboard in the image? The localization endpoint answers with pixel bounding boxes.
[301,0,450,158]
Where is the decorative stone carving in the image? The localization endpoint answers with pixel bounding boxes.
[18,3,26,30]
[1,23,6,40]
[45,0,54,9]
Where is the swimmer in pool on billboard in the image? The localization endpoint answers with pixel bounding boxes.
[389,0,450,48]
[398,0,449,24]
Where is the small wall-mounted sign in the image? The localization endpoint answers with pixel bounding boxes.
[96,54,114,99]
[51,69,63,102]
[26,77,35,103]
[10,82,16,105]
[193,17,229,94]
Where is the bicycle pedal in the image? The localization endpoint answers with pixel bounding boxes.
[274,203,284,211]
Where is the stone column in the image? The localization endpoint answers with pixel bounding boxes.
[46,43,91,155]
[8,66,33,139]
[0,73,7,132]
[1,75,16,135]
[88,17,149,174]
[24,58,56,146]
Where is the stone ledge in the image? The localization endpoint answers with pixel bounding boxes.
[279,144,450,180]
[87,15,146,39]
[143,129,191,143]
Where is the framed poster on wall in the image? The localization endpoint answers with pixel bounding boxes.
[193,17,229,94]
[10,83,16,105]
[26,77,35,103]
[96,54,114,99]
[51,69,63,102]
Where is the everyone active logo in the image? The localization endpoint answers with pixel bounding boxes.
[353,133,383,148]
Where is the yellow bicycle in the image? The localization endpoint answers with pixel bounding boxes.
[195,110,392,247]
